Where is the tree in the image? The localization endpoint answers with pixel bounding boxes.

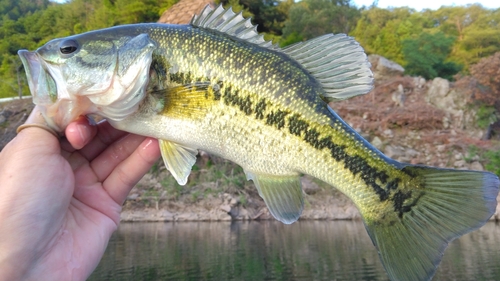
[402,31,461,80]
[430,5,500,69]
[351,7,428,64]
[281,0,360,45]
[217,0,292,37]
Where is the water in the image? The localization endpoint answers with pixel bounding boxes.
[88,221,500,281]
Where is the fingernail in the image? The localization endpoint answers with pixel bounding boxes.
[78,124,90,142]
[142,138,154,150]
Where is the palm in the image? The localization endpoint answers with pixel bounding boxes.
[0,118,160,281]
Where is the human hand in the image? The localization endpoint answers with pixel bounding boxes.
[0,106,160,281]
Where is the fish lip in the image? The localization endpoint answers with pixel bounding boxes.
[18,49,59,105]
[18,49,65,132]
[18,49,41,98]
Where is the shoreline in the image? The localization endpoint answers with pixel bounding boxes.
[119,191,500,223]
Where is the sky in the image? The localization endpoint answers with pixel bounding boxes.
[352,0,499,11]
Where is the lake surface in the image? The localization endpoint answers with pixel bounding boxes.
[88,220,500,281]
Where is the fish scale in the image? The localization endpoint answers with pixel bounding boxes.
[17,5,499,281]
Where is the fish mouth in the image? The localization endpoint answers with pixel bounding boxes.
[18,49,58,105]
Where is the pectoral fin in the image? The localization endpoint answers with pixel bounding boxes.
[159,139,198,185]
[246,172,304,224]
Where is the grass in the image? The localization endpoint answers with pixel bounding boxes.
[463,143,500,177]
[484,148,500,177]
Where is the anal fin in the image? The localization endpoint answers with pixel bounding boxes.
[246,172,304,224]
[159,140,198,186]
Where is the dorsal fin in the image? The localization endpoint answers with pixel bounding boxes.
[190,4,277,49]
[282,34,373,101]
[190,5,373,101]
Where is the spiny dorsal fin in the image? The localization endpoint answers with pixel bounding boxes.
[282,34,373,101]
[190,4,277,49]
[190,5,372,101]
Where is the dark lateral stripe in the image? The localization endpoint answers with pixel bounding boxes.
[266,110,287,129]
[223,86,254,115]
[217,84,412,208]
[167,74,415,215]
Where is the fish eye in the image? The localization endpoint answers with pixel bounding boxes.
[59,39,79,55]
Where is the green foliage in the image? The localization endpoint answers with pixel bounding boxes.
[351,7,427,64]
[402,31,462,80]
[463,145,479,163]
[352,5,499,74]
[218,0,291,37]
[484,149,500,177]
[279,32,303,47]
[282,0,360,42]
[431,5,500,69]
[476,105,499,129]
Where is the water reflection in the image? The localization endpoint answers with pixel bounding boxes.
[88,221,500,281]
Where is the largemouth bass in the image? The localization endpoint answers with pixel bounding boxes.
[18,5,499,281]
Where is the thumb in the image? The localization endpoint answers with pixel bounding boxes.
[65,116,97,150]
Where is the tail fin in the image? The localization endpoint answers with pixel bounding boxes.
[364,166,499,281]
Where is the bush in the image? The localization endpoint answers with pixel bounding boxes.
[402,31,462,80]
[485,149,500,177]
[469,52,500,109]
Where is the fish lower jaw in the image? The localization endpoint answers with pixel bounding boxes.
[37,95,95,132]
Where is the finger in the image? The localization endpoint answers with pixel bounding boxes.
[103,138,160,205]
[16,106,60,140]
[90,133,148,182]
[76,120,128,161]
[62,116,97,151]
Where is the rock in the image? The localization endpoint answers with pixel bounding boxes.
[229,198,237,206]
[383,129,393,138]
[158,0,213,24]
[344,205,361,219]
[436,144,446,153]
[156,210,174,221]
[405,148,420,158]
[391,84,406,107]
[1,109,13,119]
[0,114,5,124]
[425,78,483,137]
[368,55,405,81]
[302,176,321,195]
[127,193,139,200]
[413,76,426,88]
[407,130,420,140]
[220,204,231,213]
[371,136,383,150]
[469,161,484,171]
[177,212,199,221]
[383,145,405,159]
[426,78,450,106]
[453,160,466,168]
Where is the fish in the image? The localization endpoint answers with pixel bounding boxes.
[18,5,499,281]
